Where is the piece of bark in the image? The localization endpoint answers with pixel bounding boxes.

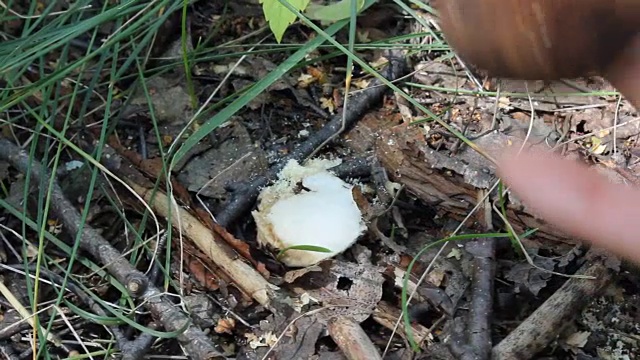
[492,249,616,359]
[249,315,326,360]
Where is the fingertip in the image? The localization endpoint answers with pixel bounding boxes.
[496,149,558,189]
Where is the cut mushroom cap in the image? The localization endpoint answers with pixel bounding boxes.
[252,159,366,267]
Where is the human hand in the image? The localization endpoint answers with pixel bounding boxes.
[436,0,640,262]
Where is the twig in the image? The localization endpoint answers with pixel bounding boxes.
[0,279,64,349]
[0,137,223,360]
[372,301,435,346]
[5,263,154,360]
[492,249,616,359]
[328,316,382,360]
[465,238,496,360]
[126,180,292,315]
[89,137,294,315]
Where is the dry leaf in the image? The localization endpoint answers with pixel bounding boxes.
[320,97,335,113]
[297,73,315,88]
[214,317,236,334]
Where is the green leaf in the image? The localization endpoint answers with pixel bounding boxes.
[305,0,366,23]
[260,0,310,43]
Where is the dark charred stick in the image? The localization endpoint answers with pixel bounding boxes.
[446,238,496,360]
[329,156,372,180]
[370,157,393,205]
[215,50,408,227]
[465,237,496,360]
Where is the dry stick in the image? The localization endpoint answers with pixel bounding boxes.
[7,263,155,360]
[444,238,495,360]
[215,50,408,227]
[93,139,294,315]
[0,138,223,360]
[328,317,383,360]
[0,281,63,348]
[126,180,291,314]
[372,301,434,346]
[492,249,616,359]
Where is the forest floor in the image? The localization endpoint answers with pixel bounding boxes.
[0,1,638,359]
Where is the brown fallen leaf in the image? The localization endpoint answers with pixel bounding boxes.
[214,317,236,335]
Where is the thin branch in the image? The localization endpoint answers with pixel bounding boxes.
[0,137,223,360]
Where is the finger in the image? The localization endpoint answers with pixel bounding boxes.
[498,151,640,262]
